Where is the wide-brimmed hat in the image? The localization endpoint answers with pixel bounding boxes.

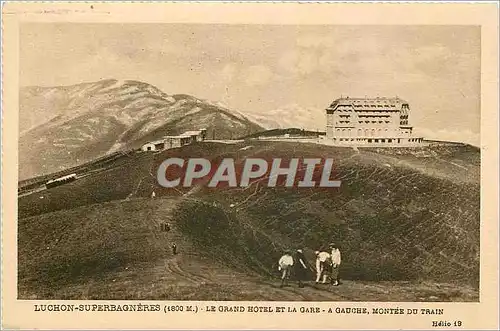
[314,250,320,255]
[297,249,303,253]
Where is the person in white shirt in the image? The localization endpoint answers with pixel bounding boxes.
[315,250,331,284]
[278,250,294,288]
[329,243,342,286]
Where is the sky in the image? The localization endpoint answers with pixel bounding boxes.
[20,24,481,145]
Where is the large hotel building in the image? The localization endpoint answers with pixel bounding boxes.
[325,97,424,146]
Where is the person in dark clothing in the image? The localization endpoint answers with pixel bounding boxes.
[172,243,177,255]
[294,249,309,288]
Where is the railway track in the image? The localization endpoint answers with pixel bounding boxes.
[17,149,140,198]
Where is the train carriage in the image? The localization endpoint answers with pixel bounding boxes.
[45,174,77,189]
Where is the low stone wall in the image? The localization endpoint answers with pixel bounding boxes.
[321,136,427,147]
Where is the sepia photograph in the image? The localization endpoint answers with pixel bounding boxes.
[1,2,498,330]
[16,23,481,302]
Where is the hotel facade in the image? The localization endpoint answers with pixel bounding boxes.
[325,97,425,146]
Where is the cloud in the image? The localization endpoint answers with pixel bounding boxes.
[221,63,237,82]
[277,33,472,84]
[278,50,320,76]
[278,35,388,78]
[241,65,273,87]
[250,103,325,131]
[217,63,275,90]
[296,35,337,49]
[413,44,452,63]
[414,127,480,147]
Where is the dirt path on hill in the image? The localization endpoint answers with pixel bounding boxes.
[140,198,334,301]
[137,199,478,302]
[18,196,479,302]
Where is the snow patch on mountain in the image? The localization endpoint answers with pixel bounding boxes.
[109,111,136,127]
[249,104,325,131]
[204,99,250,122]
[186,107,202,116]
[98,79,126,93]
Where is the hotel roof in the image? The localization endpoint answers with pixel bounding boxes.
[181,130,202,136]
[143,140,165,145]
[328,97,409,111]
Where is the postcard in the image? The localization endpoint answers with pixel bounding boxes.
[1,2,498,330]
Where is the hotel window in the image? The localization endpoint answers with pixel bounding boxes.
[388,139,392,143]
[374,139,379,143]
[368,139,372,143]
[381,139,385,143]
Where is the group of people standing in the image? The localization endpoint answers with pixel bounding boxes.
[277,243,342,288]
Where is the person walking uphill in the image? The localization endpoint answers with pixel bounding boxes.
[294,249,309,288]
[329,243,342,286]
[278,250,294,288]
[315,250,331,284]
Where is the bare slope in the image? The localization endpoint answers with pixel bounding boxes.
[19,197,477,301]
[167,142,480,286]
[19,79,263,180]
[18,141,480,300]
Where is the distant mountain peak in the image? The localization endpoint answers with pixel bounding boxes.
[19,79,263,180]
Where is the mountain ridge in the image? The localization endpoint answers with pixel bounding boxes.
[19,79,263,180]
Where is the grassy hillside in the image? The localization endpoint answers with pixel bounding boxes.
[18,141,480,300]
[169,142,480,286]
